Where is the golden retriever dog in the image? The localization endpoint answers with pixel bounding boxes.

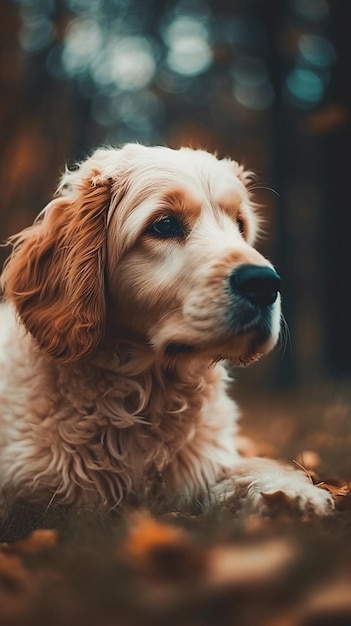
[0,144,333,516]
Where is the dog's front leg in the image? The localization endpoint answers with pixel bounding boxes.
[212,457,334,516]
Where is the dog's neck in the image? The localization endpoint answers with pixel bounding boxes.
[5,313,233,507]
[98,332,215,382]
[52,339,219,429]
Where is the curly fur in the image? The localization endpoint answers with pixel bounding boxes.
[0,144,334,516]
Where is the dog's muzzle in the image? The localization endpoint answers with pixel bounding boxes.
[165,264,281,358]
[227,263,281,341]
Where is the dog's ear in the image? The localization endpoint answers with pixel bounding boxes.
[1,167,112,363]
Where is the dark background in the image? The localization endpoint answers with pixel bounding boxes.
[1,0,350,391]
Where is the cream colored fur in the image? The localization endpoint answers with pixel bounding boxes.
[0,144,333,516]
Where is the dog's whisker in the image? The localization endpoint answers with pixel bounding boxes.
[278,313,292,358]
[247,184,281,198]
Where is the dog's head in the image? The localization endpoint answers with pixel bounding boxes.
[1,144,281,366]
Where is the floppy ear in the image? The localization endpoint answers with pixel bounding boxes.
[1,170,111,363]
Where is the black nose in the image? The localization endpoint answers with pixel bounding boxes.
[229,264,281,308]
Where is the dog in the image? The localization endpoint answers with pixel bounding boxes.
[0,144,333,517]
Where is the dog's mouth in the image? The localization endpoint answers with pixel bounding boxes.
[164,337,265,367]
[159,307,278,365]
[165,342,195,355]
[232,351,264,367]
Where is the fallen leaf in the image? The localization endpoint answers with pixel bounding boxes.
[123,512,205,580]
[205,539,295,588]
[3,529,59,554]
[0,552,29,590]
[317,481,351,508]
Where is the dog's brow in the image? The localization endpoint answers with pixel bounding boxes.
[160,188,202,217]
[217,191,245,219]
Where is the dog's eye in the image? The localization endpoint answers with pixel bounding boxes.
[237,217,245,236]
[150,216,185,238]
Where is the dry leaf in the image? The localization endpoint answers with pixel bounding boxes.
[123,512,205,580]
[0,552,29,589]
[4,529,59,554]
[318,481,351,508]
[205,539,295,588]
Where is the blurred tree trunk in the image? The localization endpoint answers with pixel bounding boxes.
[263,0,351,385]
[0,0,92,269]
[324,0,351,378]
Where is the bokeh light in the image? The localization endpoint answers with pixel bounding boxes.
[232,56,274,111]
[2,0,350,387]
[298,34,336,69]
[18,3,53,52]
[62,18,103,77]
[163,15,212,77]
[14,0,338,139]
[286,68,324,106]
[91,36,157,91]
[291,0,329,21]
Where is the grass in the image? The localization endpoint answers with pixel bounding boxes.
[1,384,351,626]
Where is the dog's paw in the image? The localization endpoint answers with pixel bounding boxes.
[215,460,335,517]
[247,477,335,517]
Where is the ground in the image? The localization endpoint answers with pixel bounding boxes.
[1,384,351,626]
